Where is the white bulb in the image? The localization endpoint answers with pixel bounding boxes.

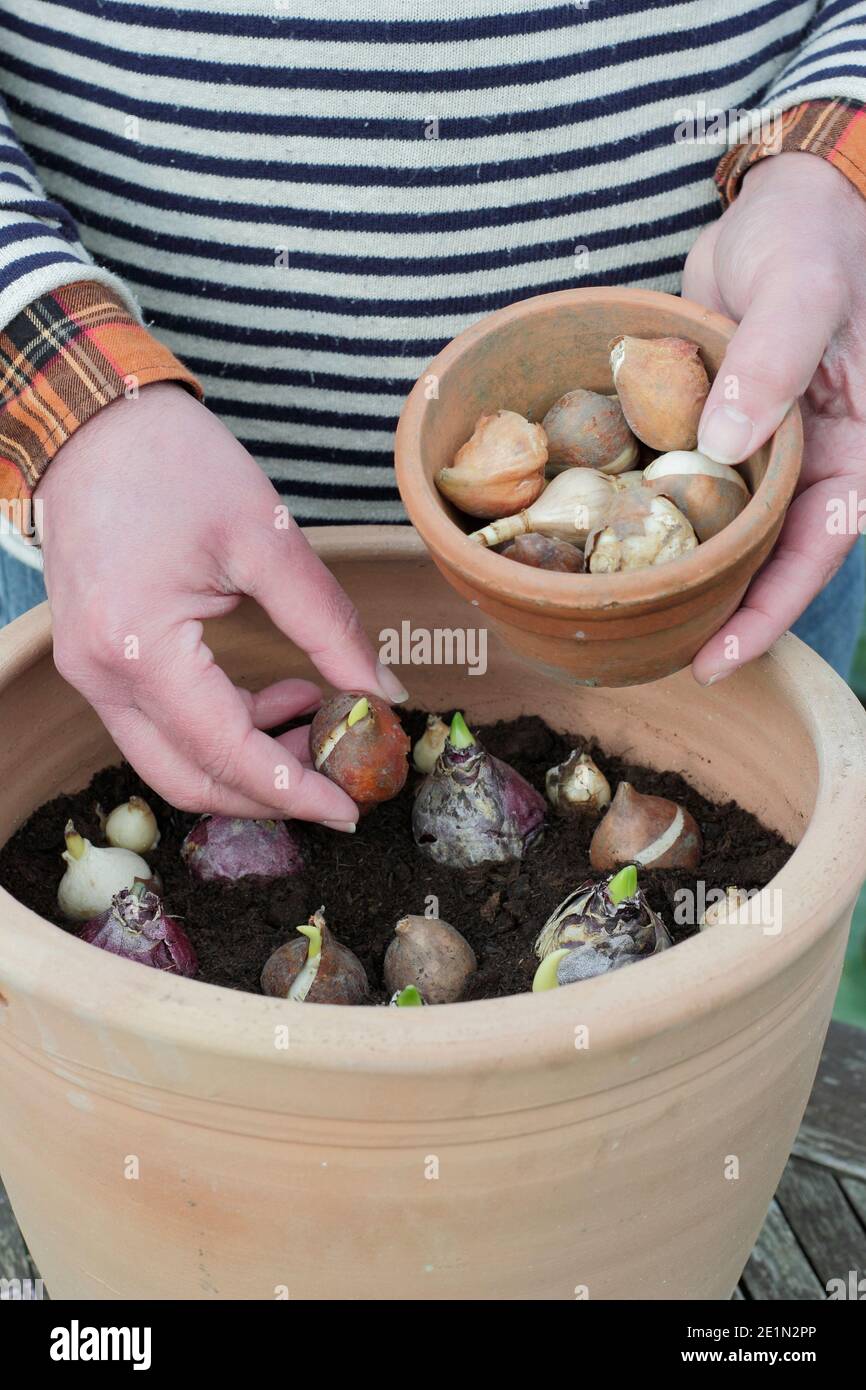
[105,796,160,854]
[58,825,154,921]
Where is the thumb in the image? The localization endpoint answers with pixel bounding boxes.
[697,270,839,465]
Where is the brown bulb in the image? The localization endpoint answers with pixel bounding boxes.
[261,911,370,1005]
[383,915,477,1005]
[589,782,702,871]
[542,389,638,475]
[500,534,585,572]
[610,336,710,452]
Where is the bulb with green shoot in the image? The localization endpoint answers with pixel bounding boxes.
[412,711,546,868]
[532,865,671,988]
[390,985,425,1007]
[310,691,410,813]
[261,908,370,1004]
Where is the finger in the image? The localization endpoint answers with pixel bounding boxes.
[275,725,315,769]
[138,619,359,824]
[697,270,842,465]
[692,478,859,683]
[240,677,322,730]
[96,705,302,818]
[234,523,409,704]
[681,219,726,315]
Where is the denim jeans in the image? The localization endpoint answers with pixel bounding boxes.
[1,539,864,683]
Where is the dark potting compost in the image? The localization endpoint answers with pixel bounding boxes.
[0,712,793,1001]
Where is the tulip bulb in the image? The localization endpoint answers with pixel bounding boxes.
[586,492,697,573]
[435,411,547,519]
[469,467,616,548]
[699,886,751,929]
[412,714,449,775]
[541,388,639,475]
[546,750,611,817]
[590,782,702,871]
[58,820,157,921]
[643,450,750,541]
[610,335,710,452]
[261,909,369,1004]
[500,533,585,572]
[311,692,410,809]
[104,796,160,854]
[383,914,477,1005]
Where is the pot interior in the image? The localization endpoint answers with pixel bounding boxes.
[418,296,769,534]
[0,533,814,863]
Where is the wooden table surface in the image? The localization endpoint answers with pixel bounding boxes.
[2,1020,865,1301]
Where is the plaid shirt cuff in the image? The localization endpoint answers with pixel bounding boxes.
[0,280,202,520]
[716,99,866,207]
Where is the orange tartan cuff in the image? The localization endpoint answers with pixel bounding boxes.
[0,281,202,524]
[715,99,866,207]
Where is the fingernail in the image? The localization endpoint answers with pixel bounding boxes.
[700,668,735,687]
[698,406,755,464]
[375,661,409,704]
[322,820,356,833]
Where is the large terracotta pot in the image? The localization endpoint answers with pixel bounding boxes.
[0,528,863,1301]
[395,287,802,686]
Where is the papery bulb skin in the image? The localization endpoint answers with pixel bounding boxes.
[260,910,369,1005]
[500,534,585,572]
[383,915,477,1005]
[642,450,750,542]
[435,411,547,519]
[181,815,304,883]
[699,886,752,929]
[586,493,697,573]
[610,335,710,452]
[79,885,197,976]
[412,713,546,868]
[310,692,409,810]
[412,714,450,775]
[58,821,156,922]
[105,796,160,853]
[469,468,616,548]
[546,750,611,817]
[535,867,672,980]
[542,389,639,475]
[590,782,702,871]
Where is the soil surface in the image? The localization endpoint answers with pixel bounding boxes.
[0,712,794,1001]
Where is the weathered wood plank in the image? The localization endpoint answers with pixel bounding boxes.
[775,1158,866,1289]
[840,1175,866,1230]
[740,1195,826,1301]
[0,1178,39,1288]
[793,1021,866,1179]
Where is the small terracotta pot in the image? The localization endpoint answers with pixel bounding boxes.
[0,529,863,1301]
[395,288,802,686]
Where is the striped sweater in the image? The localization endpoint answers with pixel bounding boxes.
[2,0,866,530]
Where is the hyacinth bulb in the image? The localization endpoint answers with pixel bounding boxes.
[181,815,304,883]
[412,712,546,868]
[79,883,197,976]
[58,820,157,922]
[435,410,548,519]
[533,866,671,987]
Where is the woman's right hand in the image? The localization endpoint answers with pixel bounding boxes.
[36,382,407,830]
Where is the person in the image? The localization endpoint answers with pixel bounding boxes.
[1,2,865,830]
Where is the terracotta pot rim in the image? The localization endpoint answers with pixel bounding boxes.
[394,287,803,616]
[0,529,864,1076]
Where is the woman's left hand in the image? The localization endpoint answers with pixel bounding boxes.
[682,150,866,684]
